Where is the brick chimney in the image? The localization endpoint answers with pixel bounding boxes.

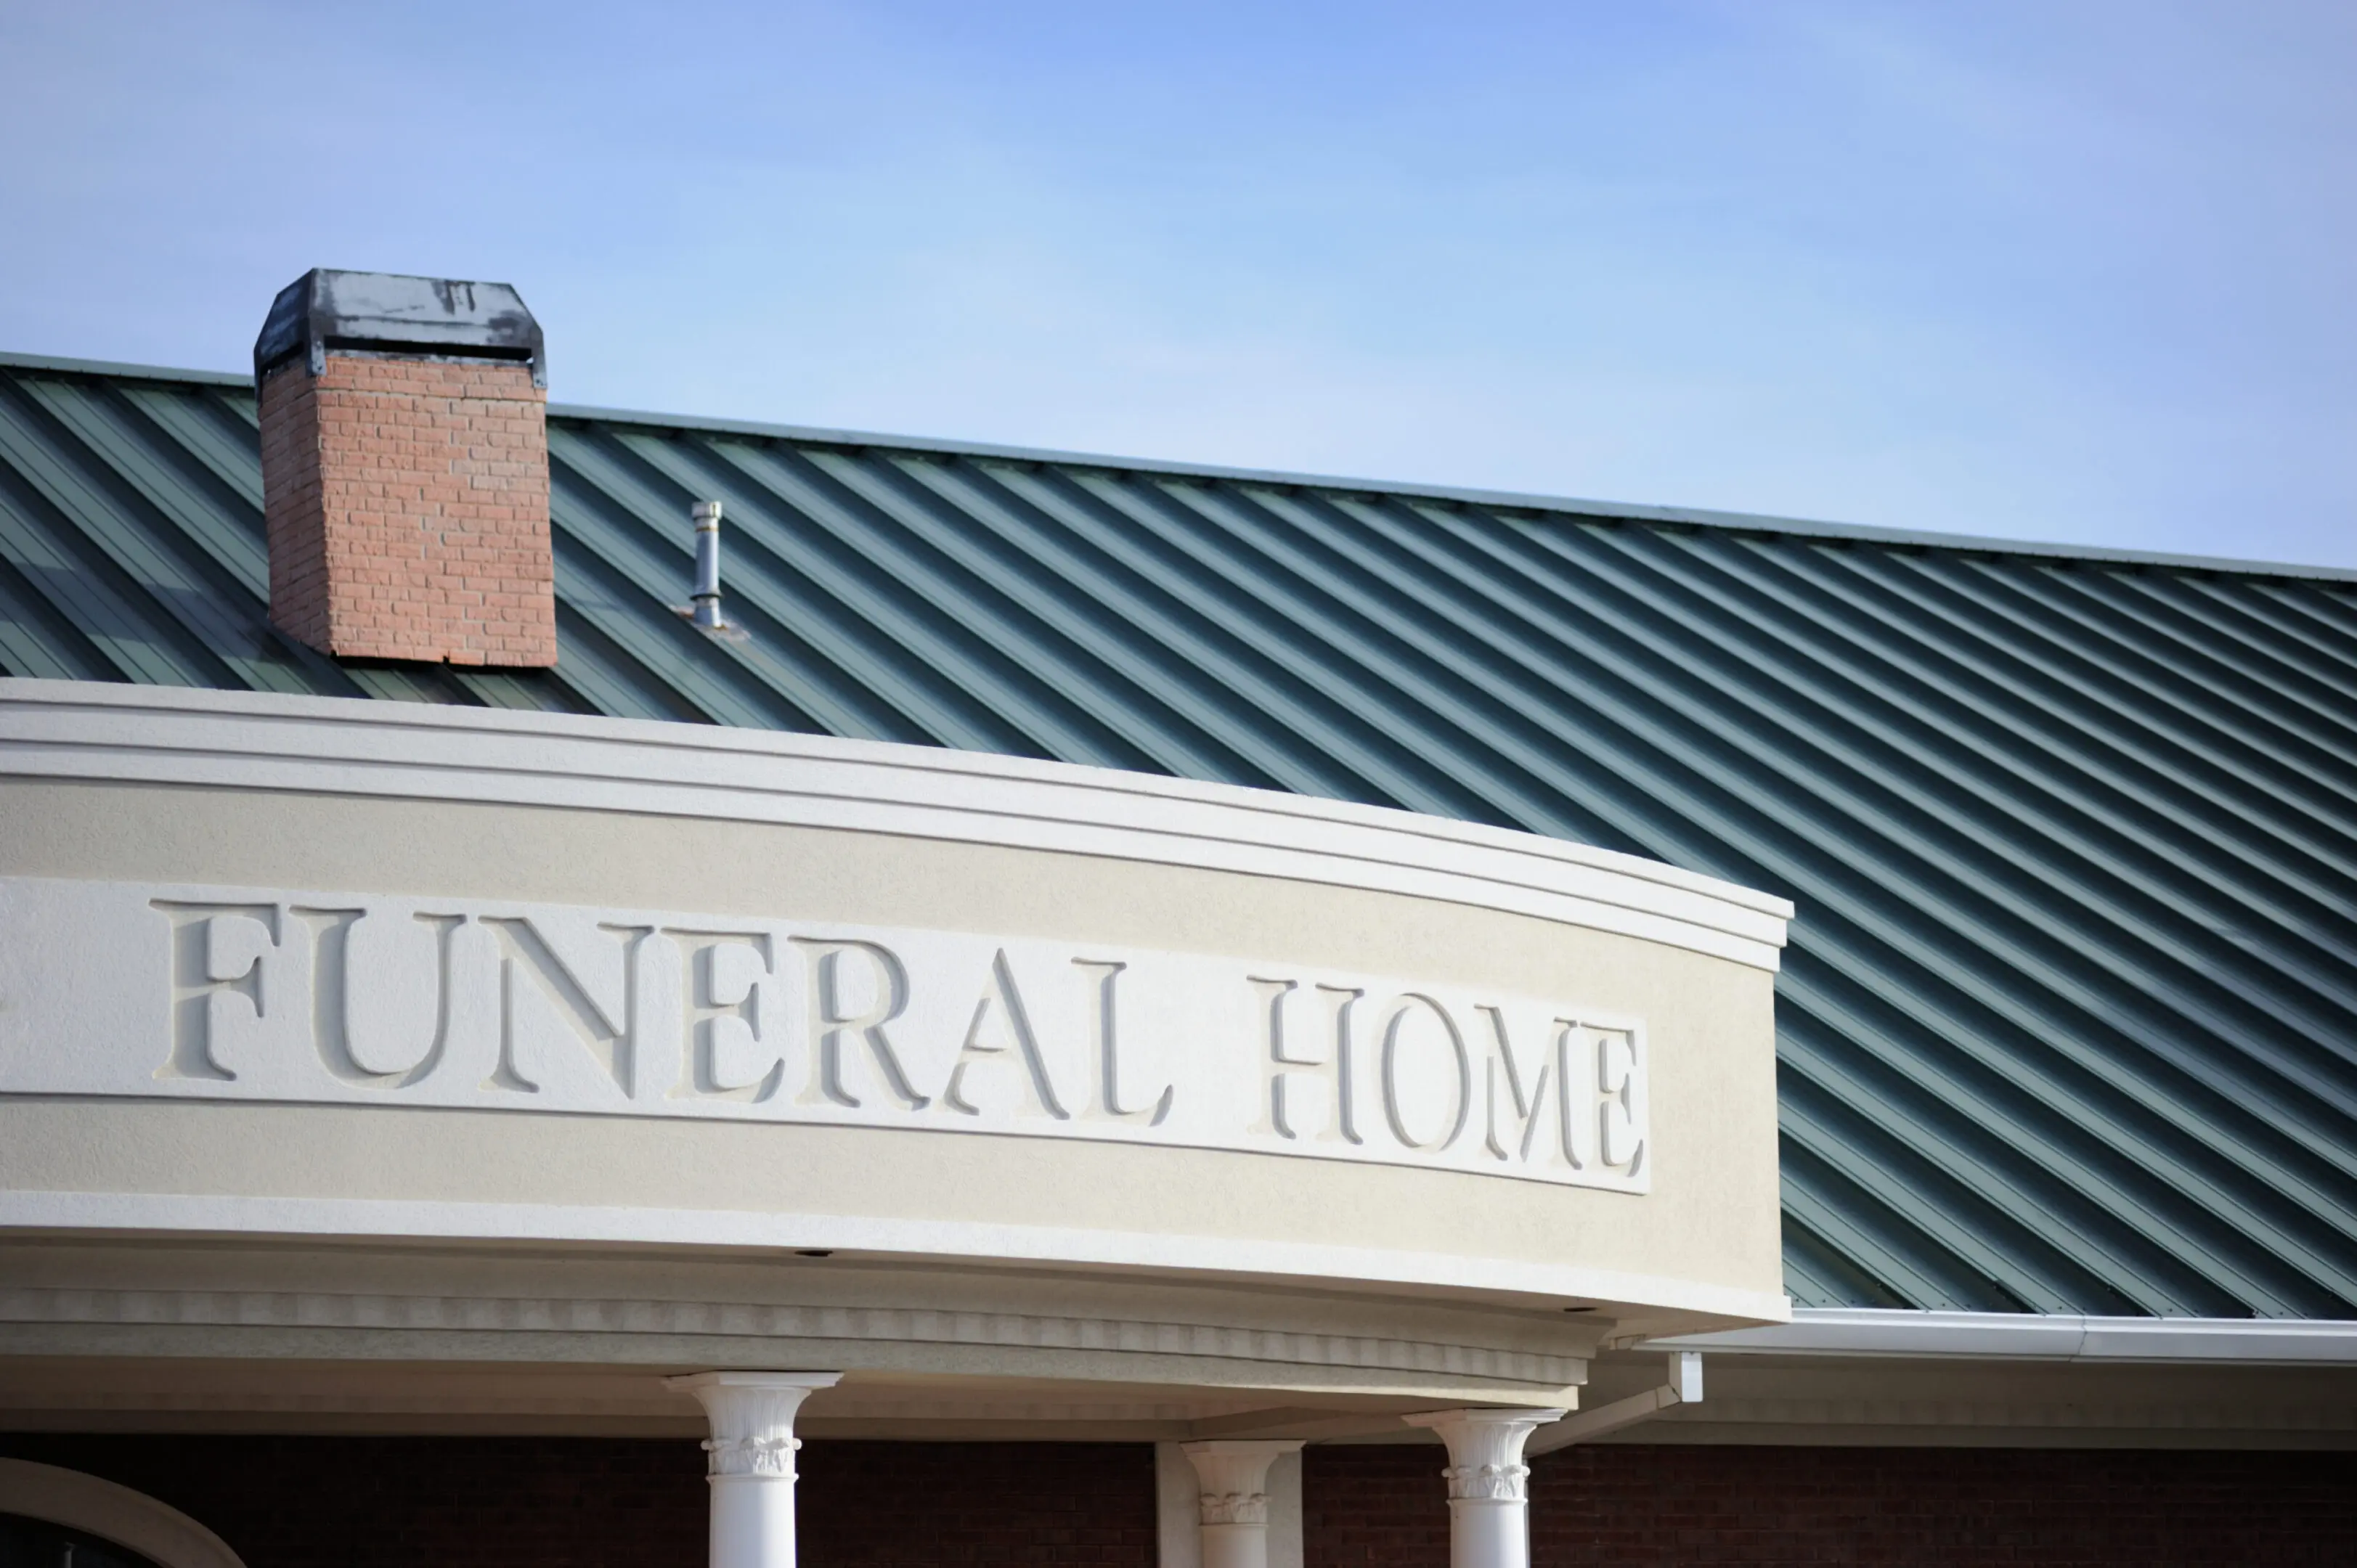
[254,269,558,666]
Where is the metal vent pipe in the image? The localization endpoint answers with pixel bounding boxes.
[690,500,725,628]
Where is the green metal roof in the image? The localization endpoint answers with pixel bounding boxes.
[4,349,2354,1320]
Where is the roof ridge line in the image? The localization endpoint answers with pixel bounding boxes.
[0,348,253,388]
[7,346,2353,587]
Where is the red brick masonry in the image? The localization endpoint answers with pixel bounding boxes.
[0,1436,1155,1568]
[259,354,558,666]
[1308,1442,2357,1567]
[1,1434,2350,1567]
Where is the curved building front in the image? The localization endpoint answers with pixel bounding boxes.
[5,269,2350,1567]
[0,677,1788,1568]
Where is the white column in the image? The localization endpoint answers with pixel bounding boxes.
[1401,1408,1566,1568]
[1179,1440,1303,1568]
[669,1371,843,1568]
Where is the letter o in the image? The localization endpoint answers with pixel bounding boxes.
[1378,992,1471,1152]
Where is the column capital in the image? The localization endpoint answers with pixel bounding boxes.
[668,1371,843,1480]
[1178,1440,1304,1526]
[1401,1408,1566,1503]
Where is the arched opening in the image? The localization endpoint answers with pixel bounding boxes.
[1,1513,166,1568]
[0,1463,243,1568]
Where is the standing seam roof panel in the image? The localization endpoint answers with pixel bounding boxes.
[2,354,2353,1320]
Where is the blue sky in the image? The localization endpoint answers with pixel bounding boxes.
[3,1,2352,566]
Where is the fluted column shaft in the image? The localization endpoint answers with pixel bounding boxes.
[1401,1408,1566,1568]
[669,1371,843,1568]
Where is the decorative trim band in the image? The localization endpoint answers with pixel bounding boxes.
[0,1285,1584,1385]
[0,682,1791,971]
[704,1434,797,1478]
[0,1188,1797,1326]
[1197,1490,1269,1526]
[1441,1461,1530,1502]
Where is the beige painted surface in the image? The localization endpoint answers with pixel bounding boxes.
[0,1234,1595,1419]
[0,777,1784,1329]
[6,1346,2349,1448]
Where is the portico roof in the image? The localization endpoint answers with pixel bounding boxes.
[2,348,2352,1322]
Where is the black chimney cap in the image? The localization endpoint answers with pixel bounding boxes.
[254,269,546,388]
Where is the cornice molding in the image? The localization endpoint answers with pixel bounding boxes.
[0,680,1791,971]
[0,1188,1796,1327]
[0,1284,1584,1387]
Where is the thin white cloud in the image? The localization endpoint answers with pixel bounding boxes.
[1,0,2350,565]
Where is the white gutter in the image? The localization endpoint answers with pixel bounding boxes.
[1645,1307,2357,1365]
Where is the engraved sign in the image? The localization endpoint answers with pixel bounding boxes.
[0,878,1650,1191]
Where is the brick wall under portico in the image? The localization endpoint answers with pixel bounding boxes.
[1306,1442,2357,1566]
[2,1434,2351,1566]
[259,353,556,666]
[0,1435,1157,1568]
